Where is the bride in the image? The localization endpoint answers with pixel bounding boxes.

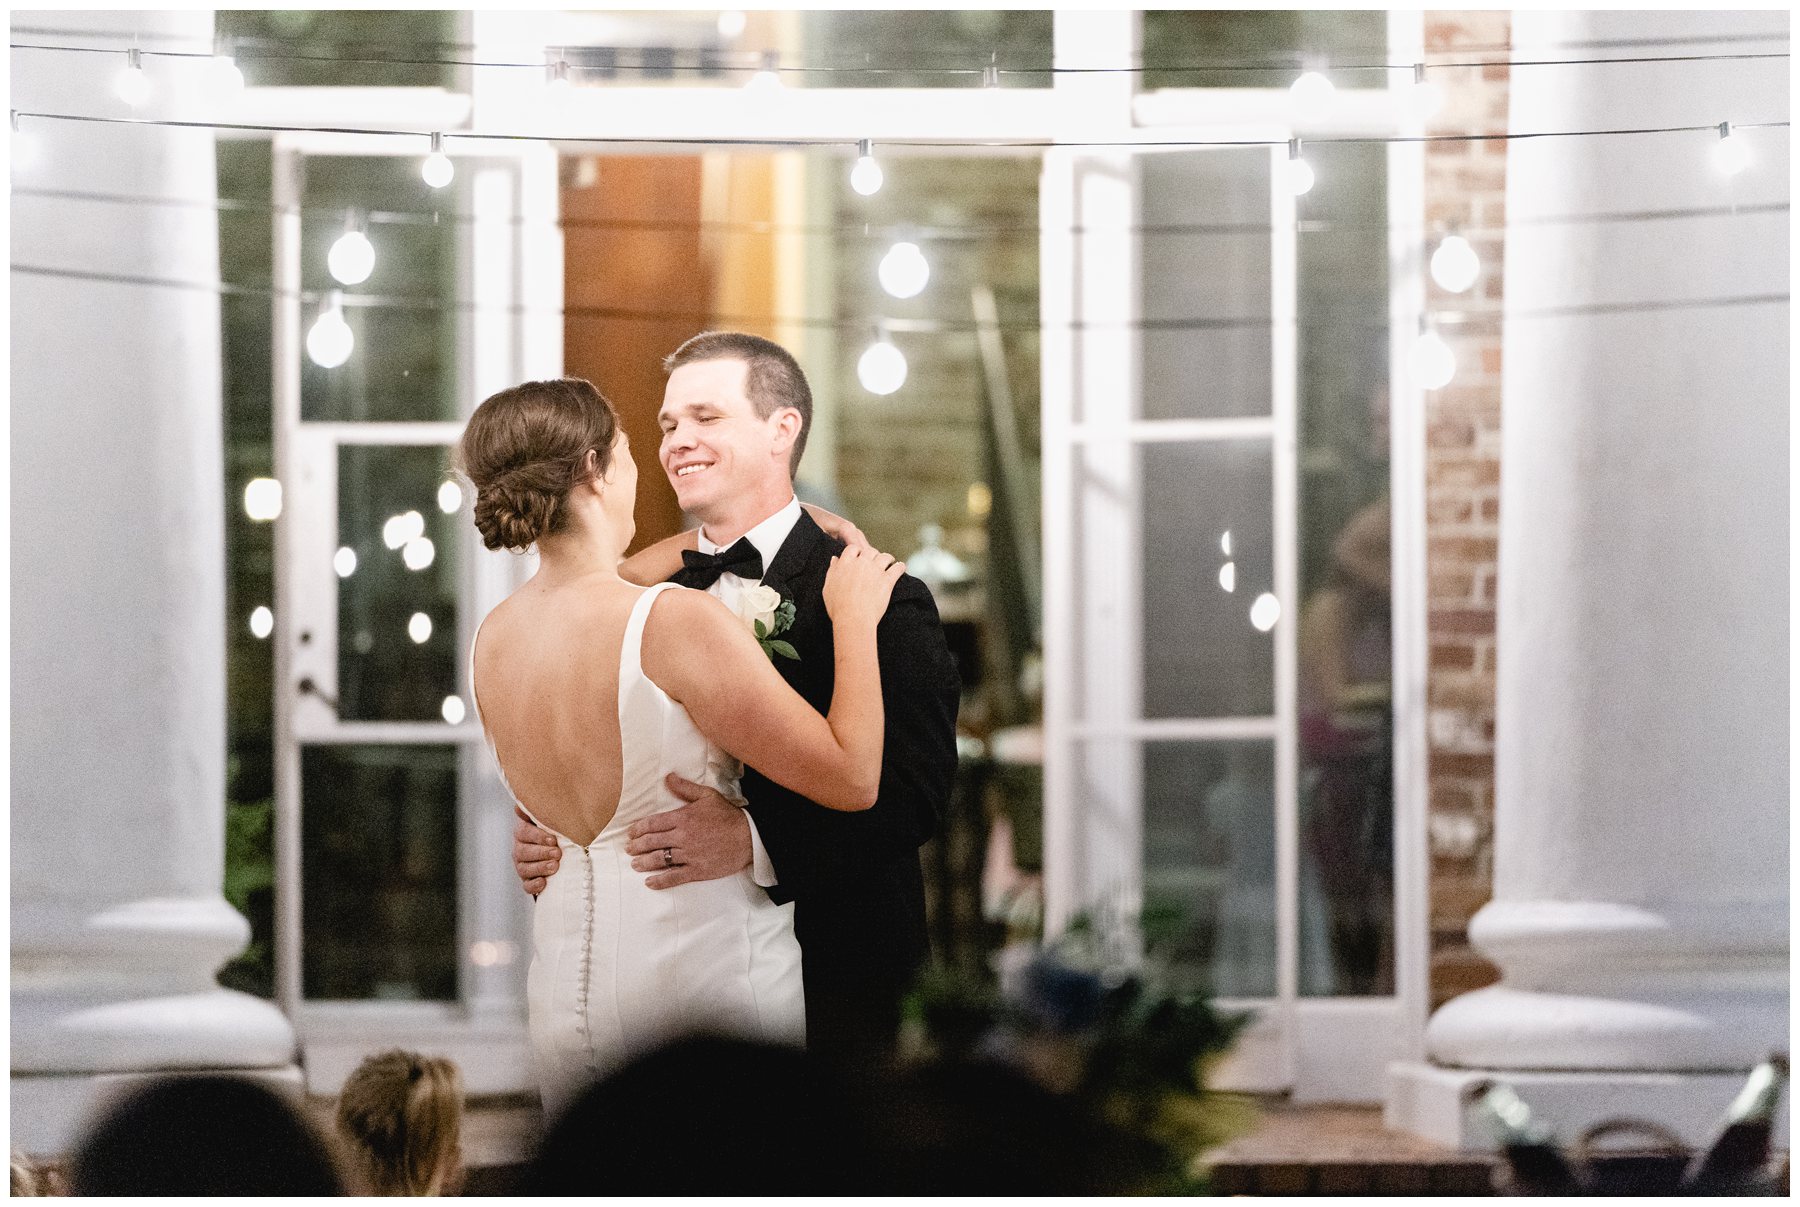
[458,377,901,1116]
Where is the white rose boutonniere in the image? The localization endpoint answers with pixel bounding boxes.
[735,584,799,662]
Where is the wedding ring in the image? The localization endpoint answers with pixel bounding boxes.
[662,848,674,868]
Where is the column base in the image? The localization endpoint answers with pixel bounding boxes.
[1386,1061,1791,1152]
[10,1064,305,1160]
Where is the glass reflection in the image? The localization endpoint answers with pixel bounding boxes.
[338,445,458,721]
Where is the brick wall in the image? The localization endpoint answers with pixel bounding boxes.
[1423,11,1509,1008]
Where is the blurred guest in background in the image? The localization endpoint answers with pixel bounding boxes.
[335,1049,465,1196]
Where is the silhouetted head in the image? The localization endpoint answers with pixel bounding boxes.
[68,1074,344,1196]
[525,1034,873,1195]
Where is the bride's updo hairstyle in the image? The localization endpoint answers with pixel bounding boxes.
[458,378,619,552]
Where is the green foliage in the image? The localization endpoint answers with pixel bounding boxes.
[904,901,1259,1193]
[218,798,275,998]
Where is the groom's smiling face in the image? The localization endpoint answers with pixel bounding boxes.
[658,357,787,518]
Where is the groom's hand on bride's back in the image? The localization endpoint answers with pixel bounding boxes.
[623,773,753,889]
[513,805,561,896]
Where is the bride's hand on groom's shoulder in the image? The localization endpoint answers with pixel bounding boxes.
[801,503,871,551]
[822,544,905,632]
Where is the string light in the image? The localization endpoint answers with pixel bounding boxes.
[243,477,283,521]
[305,292,354,368]
[1410,62,1443,120]
[113,47,150,107]
[10,111,32,172]
[437,480,464,513]
[1411,323,1457,390]
[1286,137,1315,197]
[1713,121,1751,175]
[441,695,467,724]
[383,510,426,550]
[1218,562,1237,592]
[850,138,883,196]
[408,612,433,644]
[1221,531,1232,556]
[1430,231,1481,293]
[878,240,930,299]
[746,50,782,93]
[402,535,436,570]
[858,331,907,395]
[327,210,376,285]
[717,11,747,39]
[334,546,358,578]
[249,605,274,639]
[421,132,454,189]
[1290,67,1334,115]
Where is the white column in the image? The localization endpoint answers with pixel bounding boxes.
[11,10,297,1155]
[1389,9,1789,1147]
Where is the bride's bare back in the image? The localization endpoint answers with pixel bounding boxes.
[471,573,643,846]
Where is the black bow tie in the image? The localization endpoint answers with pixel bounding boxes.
[673,537,764,589]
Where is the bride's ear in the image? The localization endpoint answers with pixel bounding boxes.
[584,447,606,495]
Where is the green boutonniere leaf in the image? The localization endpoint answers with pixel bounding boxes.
[754,619,768,639]
[764,639,800,661]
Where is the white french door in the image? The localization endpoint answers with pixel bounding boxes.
[271,131,559,1093]
[1042,133,1412,1100]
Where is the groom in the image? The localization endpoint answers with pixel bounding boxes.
[512,331,962,1069]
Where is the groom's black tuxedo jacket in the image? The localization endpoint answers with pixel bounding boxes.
[673,511,961,1062]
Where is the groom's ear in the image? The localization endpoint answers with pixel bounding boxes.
[768,406,803,459]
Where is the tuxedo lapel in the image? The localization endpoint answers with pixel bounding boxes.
[757,509,833,601]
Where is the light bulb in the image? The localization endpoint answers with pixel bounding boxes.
[402,536,436,571]
[1409,62,1442,121]
[1290,70,1334,113]
[1250,593,1281,632]
[1430,234,1481,293]
[422,152,454,189]
[1218,562,1237,593]
[441,695,467,725]
[383,510,426,550]
[437,480,464,513]
[249,606,274,639]
[746,52,782,93]
[408,612,433,644]
[1286,156,1315,197]
[1411,328,1456,390]
[243,477,283,521]
[1714,123,1751,176]
[718,10,747,38]
[422,133,454,188]
[1220,530,1232,556]
[858,339,907,396]
[327,228,376,285]
[878,241,930,299]
[334,546,358,578]
[214,53,245,94]
[114,49,151,107]
[850,152,883,197]
[306,302,354,369]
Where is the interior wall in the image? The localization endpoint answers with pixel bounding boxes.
[561,154,708,552]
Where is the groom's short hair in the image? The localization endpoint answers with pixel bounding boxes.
[664,331,813,477]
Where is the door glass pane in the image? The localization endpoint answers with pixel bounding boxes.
[1141,147,1272,420]
[1140,740,1276,998]
[299,155,512,422]
[1141,439,1275,718]
[337,445,461,721]
[1296,139,1393,997]
[301,744,457,1000]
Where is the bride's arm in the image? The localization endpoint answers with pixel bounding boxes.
[640,550,901,811]
[618,529,697,586]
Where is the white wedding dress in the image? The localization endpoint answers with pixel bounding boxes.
[472,582,805,1118]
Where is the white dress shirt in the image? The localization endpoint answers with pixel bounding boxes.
[695,495,804,889]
